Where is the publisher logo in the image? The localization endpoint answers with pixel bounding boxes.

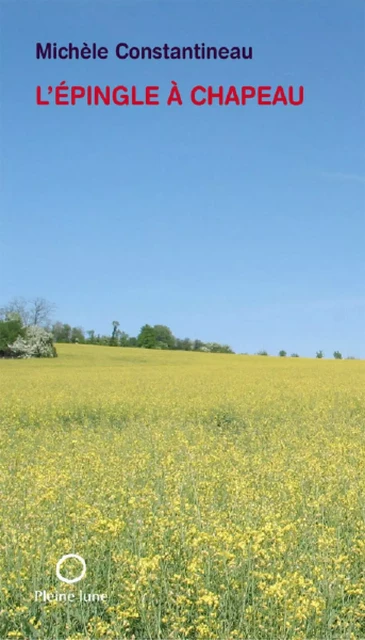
[56,554,86,584]
[34,554,107,604]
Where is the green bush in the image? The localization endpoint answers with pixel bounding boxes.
[0,320,25,358]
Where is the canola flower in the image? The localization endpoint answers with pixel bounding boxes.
[0,345,364,639]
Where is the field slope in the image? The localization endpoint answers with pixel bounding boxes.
[0,345,364,639]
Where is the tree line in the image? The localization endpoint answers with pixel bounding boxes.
[0,297,359,360]
[52,321,234,353]
[0,298,234,355]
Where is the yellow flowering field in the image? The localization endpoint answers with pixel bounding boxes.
[0,345,364,640]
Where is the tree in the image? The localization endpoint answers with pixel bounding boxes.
[0,319,25,357]
[1,297,55,327]
[52,322,72,343]
[86,330,95,344]
[193,339,205,351]
[111,320,120,339]
[71,327,85,343]
[316,350,324,359]
[257,350,268,356]
[153,325,175,350]
[0,297,28,325]
[180,338,193,351]
[9,326,57,358]
[137,325,156,349]
[52,322,64,342]
[28,298,56,327]
[119,331,130,347]
[109,320,121,346]
[279,350,287,357]
[290,353,300,357]
[333,351,342,359]
[206,342,234,354]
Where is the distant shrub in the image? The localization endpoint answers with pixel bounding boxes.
[279,350,287,357]
[257,350,268,356]
[291,353,299,358]
[10,326,57,359]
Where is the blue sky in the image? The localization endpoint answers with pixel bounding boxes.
[1,0,364,358]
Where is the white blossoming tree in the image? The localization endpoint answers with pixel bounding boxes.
[10,325,57,359]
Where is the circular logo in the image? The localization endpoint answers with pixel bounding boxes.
[56,554,86,584]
